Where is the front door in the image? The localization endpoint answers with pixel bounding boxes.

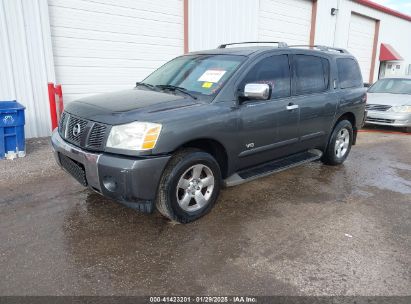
[236,54,300,169]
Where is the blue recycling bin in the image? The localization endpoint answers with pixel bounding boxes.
[0,100,26,159]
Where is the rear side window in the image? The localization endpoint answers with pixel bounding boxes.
[240,55,291,99]
[294,55,329,95]
[337,58,363,89]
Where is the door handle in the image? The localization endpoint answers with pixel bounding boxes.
[286,103,299,110]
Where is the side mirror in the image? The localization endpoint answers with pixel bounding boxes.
[363,82,370,88]
[243,83,270,100]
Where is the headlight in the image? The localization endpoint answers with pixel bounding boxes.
[106,122,162,151]
[389,105,411,113]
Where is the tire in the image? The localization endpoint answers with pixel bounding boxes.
[322,120,353,166]
[156,148,222,223]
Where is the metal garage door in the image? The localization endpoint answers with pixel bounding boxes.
[259,0,313,45]
[347,13,376,83]
[48,0,184,103]
[189,0,312,51]
[188,0,259,52]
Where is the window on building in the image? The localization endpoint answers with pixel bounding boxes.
[293,55,329,95]
[240,55,291,99]
[337,58,363,89]
[396,65,401,69]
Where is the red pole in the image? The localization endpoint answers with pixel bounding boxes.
[48,82,58,130]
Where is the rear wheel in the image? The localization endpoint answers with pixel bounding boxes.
[322,120,353,166]
[156,149,221,223]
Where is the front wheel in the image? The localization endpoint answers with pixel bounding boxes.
[322,120,353,166]
[156,148,221,223]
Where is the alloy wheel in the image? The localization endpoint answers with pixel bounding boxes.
[176,164,215,212]
[335,128,350,158]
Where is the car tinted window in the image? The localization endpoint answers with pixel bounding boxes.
[294,55,329,95]
[337,58,363,89]
[240,55,291,99]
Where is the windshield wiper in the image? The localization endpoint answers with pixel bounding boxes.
[136,82,157,91]
[156,84,198,100]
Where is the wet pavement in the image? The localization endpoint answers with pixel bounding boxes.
[0,130,410,295]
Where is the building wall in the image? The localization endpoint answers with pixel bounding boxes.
[188,0,259,52]
[0,0,55,138]
[316,0,411,82]
[189,0,411,84]
[258,0,313,44]
[189,0,314,52]
[48,0,184,103]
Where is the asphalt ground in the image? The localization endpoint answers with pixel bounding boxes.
[0,127,410,296]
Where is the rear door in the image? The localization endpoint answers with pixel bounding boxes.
[290,54,338,149]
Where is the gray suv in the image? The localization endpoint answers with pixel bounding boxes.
[52,42,367,223]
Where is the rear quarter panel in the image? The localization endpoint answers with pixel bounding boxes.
[335,86,367,130]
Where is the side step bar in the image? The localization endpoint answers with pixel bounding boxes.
[224,149,323,187]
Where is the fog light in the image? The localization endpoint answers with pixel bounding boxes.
[103,176,117,192]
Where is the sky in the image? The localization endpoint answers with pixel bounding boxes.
[371,0,411,15]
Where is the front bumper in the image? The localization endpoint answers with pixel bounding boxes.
[366,110,411,127]
[51,130,171,212]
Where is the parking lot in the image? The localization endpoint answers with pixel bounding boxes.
[0,129,410,296]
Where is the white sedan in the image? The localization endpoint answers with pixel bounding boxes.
[366,77,411,132]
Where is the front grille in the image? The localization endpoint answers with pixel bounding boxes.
[58,111,109,151]
[59,153,88,186]
[87,123,107,150]
[366,117,395,124]
[66,115,88,146]
[366,104,392,111]
[58,112,68,133]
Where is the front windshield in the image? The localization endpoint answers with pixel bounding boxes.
[368,78,411,94]
[142,54,246,98]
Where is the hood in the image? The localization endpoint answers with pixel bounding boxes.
[65,88,201,125]
[367,92,411,106]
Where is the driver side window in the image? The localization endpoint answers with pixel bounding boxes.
[240,55,291,99]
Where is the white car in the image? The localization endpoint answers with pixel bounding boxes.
[366,77,411,132]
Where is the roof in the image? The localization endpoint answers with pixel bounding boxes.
[355,0,411,22]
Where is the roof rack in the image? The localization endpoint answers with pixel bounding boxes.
[288,45,350,54]
[218,41,288,49]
